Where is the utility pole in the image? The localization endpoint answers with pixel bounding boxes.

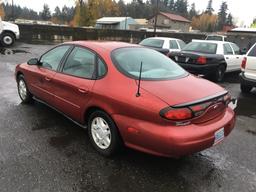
[154,0,159,35]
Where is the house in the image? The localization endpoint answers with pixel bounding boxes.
[148,12,191,32]
[95,17,137,30]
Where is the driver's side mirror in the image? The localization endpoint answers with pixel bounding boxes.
[27,58,40,65]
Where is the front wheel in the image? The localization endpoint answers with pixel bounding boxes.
[17,75,33,103]
[88,110,123,156]
[0,32,15,47]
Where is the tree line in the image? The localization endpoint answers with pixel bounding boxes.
[0,0,235,32]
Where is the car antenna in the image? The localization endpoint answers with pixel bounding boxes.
[136,61,143,97]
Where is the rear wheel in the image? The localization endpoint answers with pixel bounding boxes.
[214,65,226,82]
[17,75,33,103]
[0,32,15,47]
[88,110,123,157]
[241,84,253,93]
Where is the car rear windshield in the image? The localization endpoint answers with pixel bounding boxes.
[183,42,217,54]
[206,36,224,41]
[111,47,187,80]
[139,39,164,48]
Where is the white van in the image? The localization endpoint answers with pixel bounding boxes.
[0,17,20,46]
[240,43,256,93]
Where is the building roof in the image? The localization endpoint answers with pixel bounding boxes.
[96,17,134,24]
[159,12,191,23]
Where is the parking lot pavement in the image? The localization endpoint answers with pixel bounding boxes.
[0,43,255,192]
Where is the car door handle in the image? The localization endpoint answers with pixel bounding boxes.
[78,88,88,94]
[236,57,240,59]
[226,57,229,59]
[45,76,51,81]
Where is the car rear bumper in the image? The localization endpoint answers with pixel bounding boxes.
[240,72,256,87]
[178,63,219,76]
[113,107,235,158]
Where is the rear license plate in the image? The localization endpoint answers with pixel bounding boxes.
[214,128,224,145]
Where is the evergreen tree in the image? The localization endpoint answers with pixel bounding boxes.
[40,4,51,21]
[169,0,175,11]
[206,0,214,14]
[189,3,197,19]
[226,13,233,26]
[217,2,228,31]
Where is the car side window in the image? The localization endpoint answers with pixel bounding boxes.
[40,45,71,71]
[230,43,240,55]
[248,44,256,57]
[169,40,179,49]
[98,58,107,77]
[62,47,96,79]
[223,43,234,55]
[177,40,186,49]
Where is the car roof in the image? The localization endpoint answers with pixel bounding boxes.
[143,37,180,41]
[63,41,140,52]
[192,39,233,45]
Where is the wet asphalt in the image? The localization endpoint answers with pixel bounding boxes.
[0,43,255,192]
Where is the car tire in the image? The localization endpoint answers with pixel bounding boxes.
[214,65,226,82]
[241,84,253,93]
[17,75,33,103]
[88,110,123,156]
[0,32,15,47]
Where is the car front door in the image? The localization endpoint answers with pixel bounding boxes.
[52,46,97,122]
[245,44,256,79]
[29,45,71,105]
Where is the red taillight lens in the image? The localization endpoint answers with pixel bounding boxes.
[197,56,207,64]
[190,102,211,116]
[241,57,247,69]
[161,107,192,121]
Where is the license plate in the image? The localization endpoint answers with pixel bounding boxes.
[228,99,237,110]
[214,128,225,145]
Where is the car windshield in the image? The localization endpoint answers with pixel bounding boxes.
[183,42,217,54]
[139,39,164,48]
[111,47,187,80]
[206,36,224,41]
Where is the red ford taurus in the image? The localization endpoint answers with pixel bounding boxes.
[15,41,236,157]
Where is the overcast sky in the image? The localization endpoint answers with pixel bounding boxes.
[5,0,255,26]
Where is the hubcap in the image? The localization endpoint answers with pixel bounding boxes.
[91,117,111,149]
[3,36,13,45]
[18,80,27,100]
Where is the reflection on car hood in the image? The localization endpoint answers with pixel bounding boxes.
[141,75,225,106]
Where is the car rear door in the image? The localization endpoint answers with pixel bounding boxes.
[245,44,256,79]
[230,43,243,71]
[169,39,180,52]
[52,46,97,122]
[29,45,71,105]
[223,43,237,72]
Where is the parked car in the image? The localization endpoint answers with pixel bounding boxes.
[240,42,256,93]
[205,34,227,41]
[15,41,236,158]
[0,18,20,46]
[139,37,186,54]
[169,40,243,82]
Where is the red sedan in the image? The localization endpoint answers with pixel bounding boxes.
[15,41,236,157]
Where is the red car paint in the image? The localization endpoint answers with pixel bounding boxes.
[15,41,236,157]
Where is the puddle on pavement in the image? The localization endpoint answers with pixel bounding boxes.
[0,48,30,55]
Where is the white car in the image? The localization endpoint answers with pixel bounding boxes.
[0,18,20,46]
[139,37,186,52]
[240,43,256,93]
[192,40,243,72]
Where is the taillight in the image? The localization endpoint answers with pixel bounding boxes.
[190,102,212,117]
[161,107,192,121]
[241,57,247,69]
[224,93,231,105]
[197,56,207,64]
